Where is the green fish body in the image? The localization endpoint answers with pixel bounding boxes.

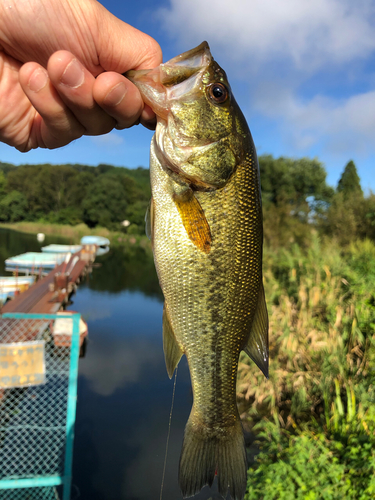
[127,42,268,500]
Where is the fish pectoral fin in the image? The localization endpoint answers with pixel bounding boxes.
[145,197,154,242]
[163,304,183,379]
[173,188,212,254]
[243,282,269,378]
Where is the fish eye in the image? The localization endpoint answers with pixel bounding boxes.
[208,83,229,104]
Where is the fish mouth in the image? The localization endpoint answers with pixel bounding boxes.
[126,42,224,191]
[125,41,212,120]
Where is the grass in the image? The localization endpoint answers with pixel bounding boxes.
[239,235,375,498]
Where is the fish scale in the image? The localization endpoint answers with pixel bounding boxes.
[127,41,268,500]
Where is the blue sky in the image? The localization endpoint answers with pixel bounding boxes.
[1,0,374,191]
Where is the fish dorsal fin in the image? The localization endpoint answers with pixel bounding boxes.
[243,282,269,378]
[145,197,154,242]
[163,304,183,379]
[173,188,212,254]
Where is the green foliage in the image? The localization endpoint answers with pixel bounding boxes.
[0,162,151,230]
[238,236,375,498]
[246,400,375,500]
[258,155,334,248]
[0,156,371,249]
[0,170,6,196]
[337,160,363,199]
[0,190,28,222]
[238,237,375,424]
[322,192,375,244]
[259,155,333,209]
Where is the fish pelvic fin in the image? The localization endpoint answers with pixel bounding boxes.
[163,304,183,378]
[243,281,269,378]
[173,188,212,254]
[179,414,247,500]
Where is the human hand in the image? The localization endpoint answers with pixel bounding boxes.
[0,0,162,151]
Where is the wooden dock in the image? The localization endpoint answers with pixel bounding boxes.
[1,246,96,315]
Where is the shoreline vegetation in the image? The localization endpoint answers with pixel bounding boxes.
[1,157,375,497]
[0,220,152,251]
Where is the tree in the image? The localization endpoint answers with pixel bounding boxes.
[82,172,136,228]
[337,160,363,199]
[0,170,6,197]
[259,155,334,211]
[0,190,28,221]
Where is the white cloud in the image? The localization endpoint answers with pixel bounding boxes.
[159,0,375,71]
[79,338,160,396]
[157,0,375,164]
[90,132,124,147]
[254,85,375,156]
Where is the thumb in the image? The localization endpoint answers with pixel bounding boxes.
[95,3,162,73]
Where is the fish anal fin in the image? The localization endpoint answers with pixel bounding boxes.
[243,282,269,378]
[163,304,183,379]
[173,189,212,254]
[145,197,154,243]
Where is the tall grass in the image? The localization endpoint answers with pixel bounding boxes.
[237,235,375,426]
[240,236,375,498]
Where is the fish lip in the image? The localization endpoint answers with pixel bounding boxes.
[164,41,211,66]
[125,41,212,118]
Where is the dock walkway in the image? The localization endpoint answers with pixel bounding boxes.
[1,246,95,315]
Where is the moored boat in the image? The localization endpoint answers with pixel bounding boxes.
[41,244,82,254]
[5,252,67,272]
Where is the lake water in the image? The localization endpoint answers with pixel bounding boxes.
[0,228,227,500]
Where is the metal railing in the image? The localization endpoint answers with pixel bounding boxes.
[0,313,80,500]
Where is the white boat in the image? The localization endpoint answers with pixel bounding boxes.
[80,236,110,247]
[0,276,35,304]
[41,244,82,254]
[5,252,67,271]
[0,276,35,290]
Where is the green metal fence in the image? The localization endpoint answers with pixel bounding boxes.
[0,313,80,500]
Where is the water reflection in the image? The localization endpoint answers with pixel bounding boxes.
[70,284,193,500]
[88,246,162,299]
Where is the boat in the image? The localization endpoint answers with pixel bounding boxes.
[80,236,110,257]
[41,244,82,254]
[52,311,88,348]
[0,276,35,290]
[5,252,67,272]
[0,276,35,305]
[80,236,110,247]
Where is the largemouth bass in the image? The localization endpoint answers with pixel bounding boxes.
[127,42,268,500]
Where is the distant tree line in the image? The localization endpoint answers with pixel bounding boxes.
[259,156,375,247]
[0,162,150,234]
[0,157,374,243]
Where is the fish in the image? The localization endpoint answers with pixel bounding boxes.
[126,42,268,500]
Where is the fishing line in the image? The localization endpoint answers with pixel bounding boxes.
[160,365,178,500]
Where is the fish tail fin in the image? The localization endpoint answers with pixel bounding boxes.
[179,414,247,500]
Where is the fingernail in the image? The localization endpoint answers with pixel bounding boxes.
[28,68,48,92]
[60,58,84,88]
[104,82,127,107]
